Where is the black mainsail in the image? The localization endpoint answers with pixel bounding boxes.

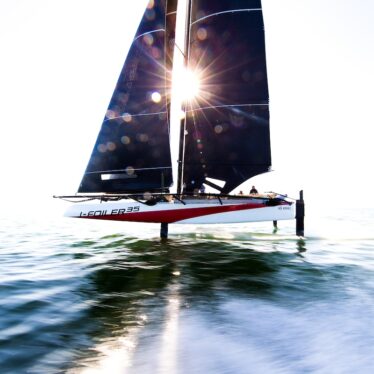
[78,0,271,195]
[181,0,271,194]
[79,0,177,193]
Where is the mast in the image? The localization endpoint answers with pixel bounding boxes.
[176,0,192,194]
[169,0,190,194]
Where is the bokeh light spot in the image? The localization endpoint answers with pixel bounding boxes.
[151,46,161,59]
[214,125,223,134]
[121,136,131,145]
[147,0,154,9]
[151,91,162,103]
[143,34,154,46]
[107,142,116,151]
[145,9,155,21]
[106,110,116,119]
[139,134,149,142]
[197,27,208,41]
[122,113,132,123]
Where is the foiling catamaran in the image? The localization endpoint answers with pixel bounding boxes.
[55,0,305,238]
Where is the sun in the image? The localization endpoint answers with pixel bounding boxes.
[183,69,201,100]
[172,67,201,102]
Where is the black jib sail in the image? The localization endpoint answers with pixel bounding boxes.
[78,0,177,193]
[181,0,271,194]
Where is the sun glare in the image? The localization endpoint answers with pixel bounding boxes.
[173,67,201,102]
[184,70,200,100]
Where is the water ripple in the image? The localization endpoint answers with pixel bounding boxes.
[0,214,373,373]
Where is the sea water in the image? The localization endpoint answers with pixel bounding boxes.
[0,208,373,373]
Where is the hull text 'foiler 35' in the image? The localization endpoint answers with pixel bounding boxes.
[55,0,305,237]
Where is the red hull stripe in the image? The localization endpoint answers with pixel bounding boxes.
[80,202,266,223]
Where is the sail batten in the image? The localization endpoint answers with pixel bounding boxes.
[134,29,166,41]
[103,111,168,122]
[191,8,262,25]
[186,103,268,112]
[85,166,173,175]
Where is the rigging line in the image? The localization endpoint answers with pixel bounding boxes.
[134,28,165,42]
[174,42,186,58]
[186,103,268,112]
[58,197,98,203]
[104,111,167,122]
[166,11,177,16]
[178,0,193,194]
[191,9,261,26]
[85,166,172,175]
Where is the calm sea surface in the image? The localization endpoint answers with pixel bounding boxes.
[1,208,373,373]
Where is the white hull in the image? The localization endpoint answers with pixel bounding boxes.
[64,198,295,224]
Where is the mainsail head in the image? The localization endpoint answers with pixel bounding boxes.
[181,0,271,194]
[78,0,177,193]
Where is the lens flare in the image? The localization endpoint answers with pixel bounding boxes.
[173,67,201,102]
[184,70,200,100]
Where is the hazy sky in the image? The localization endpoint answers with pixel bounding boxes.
[0,0,373,212]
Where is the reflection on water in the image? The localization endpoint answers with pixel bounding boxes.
[0,215,373,373]
[64,233,373,373]
[297,238,307,253]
